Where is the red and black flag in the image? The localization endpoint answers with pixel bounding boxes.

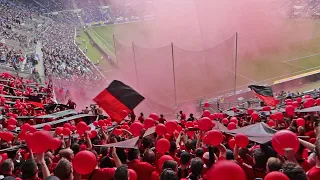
[94,80,145,123]
[27,94,44,108]
[249,85,277,106]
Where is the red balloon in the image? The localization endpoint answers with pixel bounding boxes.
[2,132,14,141]
[93,121,98,127]
[8,118,17,125]
[264,172,289,180]
[129,122,144,137]
[176,125,182,132]
[206,130,223,146]
[292,101,299,108]
[29,126,37,133]
[77,122,87,132]
[158,155,173,170]
[21,123,31,132]
[43,124,52,131]
[276,112,284,121]
[156,138,170,154]
[63,123,72,129]
[113,129,122,136]
[55,127,63,135]
[228,138,236,149]
[7,125,16,131]
[285,105,295,116]
[185,121,193,128]
[144,118,155,129]
[28,131,53,153]
[165,133,171,140]
[204,102,210,108]
[70,125,76,131]
[296,97,302,103]
[62,127,71,136]
[206,160,246,180]
[128,169,137,180]
[72,150,97,175]
[198,117,213,131]
[235,133,249,148]
[303,98,315,108]
[155,124,167,136]
[7,112,13,117]
[230,117,238,124]
[98,120,105,127]
[232,107,237,112]
[227,122,237,130]
[267,120,275,127]
[209,114,216,120]
[203,110,210,117]
[305,94,311,98]
[50,138,62,150]
[296,118,305,127]
[262,106,271,111]
[149,113,159,120]
[122,125,129,130]
[165,120,177,134]
[218,113,224,119]
[222,118,229,125]
[271,130,300,155]
[86,126,91,131]
[251,112,259,121]
[90,130,98,138]
[247,108,254,115]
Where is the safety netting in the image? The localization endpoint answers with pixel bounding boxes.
[113,34,236,109]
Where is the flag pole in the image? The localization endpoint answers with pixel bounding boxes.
[132,42,139,90]
[171,42,177,106]
[234,32,238,95]
[113,34,118,65]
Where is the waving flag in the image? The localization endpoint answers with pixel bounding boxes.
[249,85,277,106]
[94,80,145,123]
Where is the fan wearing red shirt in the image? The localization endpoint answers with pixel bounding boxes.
[307,142,320,180]
[295,145,312,172]
[235,146,267,180]
[179,111,186,120]
[127,149,155,180]
[158,114,166,124]
[151,160,178,180]
[138,113,144,123]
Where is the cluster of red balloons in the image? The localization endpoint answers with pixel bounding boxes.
[0,131,14,141]
[93,118,112,128]
[303,98,315,108]
[27,131,61,153]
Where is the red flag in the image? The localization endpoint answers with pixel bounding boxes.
[94,80,144,123]
[249,85,277,106]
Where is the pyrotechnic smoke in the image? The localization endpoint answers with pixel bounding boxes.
[73,0,315,117]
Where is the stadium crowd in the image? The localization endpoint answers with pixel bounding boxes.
[1,70,320,180]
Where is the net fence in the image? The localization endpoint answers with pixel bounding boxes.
[113,34,237,110]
